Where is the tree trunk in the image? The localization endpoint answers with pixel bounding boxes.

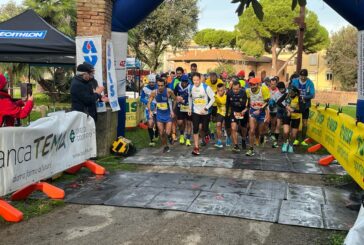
[271,36,279,75]
[276,51,298,76]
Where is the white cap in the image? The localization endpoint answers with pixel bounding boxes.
[148,74,156,83]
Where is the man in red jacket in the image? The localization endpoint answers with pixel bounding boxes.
[0,74,34,127]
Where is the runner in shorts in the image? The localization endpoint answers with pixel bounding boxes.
[246,77,270,156]
[188,72,215,155]
[214,83,227,148]
[174,74,192,146]
[148,78,176,153]
[273,82,287,147]
[277,87,303,153]
[268,77,281,148]
[226,81,249,152]
[140,74,158,146]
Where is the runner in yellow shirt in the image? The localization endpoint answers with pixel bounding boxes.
[214,83,227,148]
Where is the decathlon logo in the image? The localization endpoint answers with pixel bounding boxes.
[82,40,98,66]
[0,30,47,39]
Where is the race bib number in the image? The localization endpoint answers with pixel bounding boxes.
[180,105,189,112]
[234,112,244,120]
[157,103,168,110]
[194,98,206,105]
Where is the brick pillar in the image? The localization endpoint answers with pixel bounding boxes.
[76,0,117,157]
[76,0,113,81]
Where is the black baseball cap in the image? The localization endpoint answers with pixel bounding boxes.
[299,69,308,76]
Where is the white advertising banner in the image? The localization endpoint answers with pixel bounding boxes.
[0,112,97,196]
[76,35,107,112]
[359,31,364,100]
[106,40,120,111]
[111,32,128,97]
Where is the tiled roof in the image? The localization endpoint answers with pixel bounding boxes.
[169,49,272,63]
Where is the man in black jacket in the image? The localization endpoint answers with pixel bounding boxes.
[70,63,108,122]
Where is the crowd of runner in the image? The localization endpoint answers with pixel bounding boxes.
[140,63,315,156]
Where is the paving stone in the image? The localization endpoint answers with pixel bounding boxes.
[140,173,216,191]
[188,191,240,216]
[210,178,251,194]
[288,154,316,164]
[323,204,358,230]
[324,187,354,206]
[230,195,281,222]
[320,163,347,176]
[292,162,323,174]
[66,183,121,205]
[205,158,234,168]
[145,189,200,211]
[122,155,155,164]
[287,184,325,204]
[261,161,293,172]
[175,156,209,167]
[104,187,163,207]
[248,180,287,200]
[278,200,324,229]
[104,172,154,188]
[150,157,177,166]
[233,159,262,170]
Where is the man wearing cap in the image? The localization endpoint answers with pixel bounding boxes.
[246,77,271,156]
[174,74,192,146]
[291,69,315,146]
[70,63,108,122]
[141,74,158,146]
[0,73,34,127]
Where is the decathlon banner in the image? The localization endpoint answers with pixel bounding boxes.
[76,35,106,112]
[106,40,120,112]
[308,107,364,189]
[0,112,97,196]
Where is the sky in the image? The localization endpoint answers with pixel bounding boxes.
[1,0,352,34]
[198,0,351,33]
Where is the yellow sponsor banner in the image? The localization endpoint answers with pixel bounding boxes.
[308,107,364,189]
[125,98,144,128]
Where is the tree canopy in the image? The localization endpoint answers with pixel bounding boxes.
[24,0,76,37]
[128,0,199,71]
[0,0,24,22]
[193,29,236,49]
[326,26,358,91]
[235,0,329,75]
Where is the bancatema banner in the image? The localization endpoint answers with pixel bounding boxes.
[308,106,364,189]
[0,111,97,196]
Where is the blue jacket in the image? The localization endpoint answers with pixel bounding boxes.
[291,78,315,108]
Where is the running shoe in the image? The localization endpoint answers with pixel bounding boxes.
[185,139,191,146]
[272,141,279,148]
[282,143,288,153]
[192,147,200,155]
[214,140,223,148]
[293,140,300,146]
[288,144,294,153]
[163,146,170,153]
[149,142,156,147]
[179,135,185,145]
[226,137,232,147]
[245,148,255,156]
[153,136,159,142]
[300,141,309,146]
[232,145,241,153]
[201,140,207,147]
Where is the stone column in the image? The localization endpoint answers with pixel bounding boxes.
[77,0,117,157]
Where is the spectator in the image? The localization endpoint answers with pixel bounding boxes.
[0,74,34,127]
[70,63,108,122]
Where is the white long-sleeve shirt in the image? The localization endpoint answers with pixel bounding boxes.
[188,83,215,115]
